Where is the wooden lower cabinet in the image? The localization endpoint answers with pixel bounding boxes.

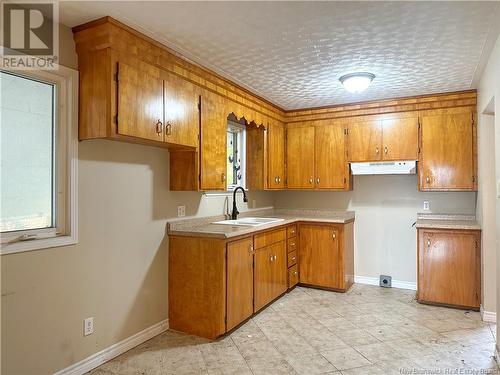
[227,238,254,331]
[254,241,287,312]
[417,228,481,310]
[299,222,354,291]
[169,221,354,339]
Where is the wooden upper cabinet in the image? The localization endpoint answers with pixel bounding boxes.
[315,123,347,189]
[419,112,476,191]
[267,121,285,189]
[286,126,315,189]
[116,61,164,142]
[382,117,418,160]
[164,72,200,148]
[418,229,480,309]
[200,90,227,191]
[347,118,382,162]
[226,238,254,331]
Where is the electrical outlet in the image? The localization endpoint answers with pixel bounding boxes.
[177,206,186,217]
[84,317,94,336]
[423,201,430,211]
[497,180,500,198]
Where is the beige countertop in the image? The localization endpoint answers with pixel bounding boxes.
[167,208,355,239]
[415,214,480,230]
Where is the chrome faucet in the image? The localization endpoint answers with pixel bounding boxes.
[231,186,248,220]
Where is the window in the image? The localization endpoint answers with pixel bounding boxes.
[226,121,246,190]
[0,66,78,254]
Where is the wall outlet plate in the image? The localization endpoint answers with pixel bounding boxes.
[423,201,430,211]
[177,206,186,217]
[84,317,94,336]
[497,180,500,198]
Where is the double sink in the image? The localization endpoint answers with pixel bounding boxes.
[212,217,285,227]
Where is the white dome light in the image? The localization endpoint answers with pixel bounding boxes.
[339,72,375,93]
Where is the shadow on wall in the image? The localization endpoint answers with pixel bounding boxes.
[78,139,203,220]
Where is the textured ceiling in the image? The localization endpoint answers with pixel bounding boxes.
[60,1,500,110]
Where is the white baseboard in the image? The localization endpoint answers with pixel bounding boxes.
[54,319,168,375]
[354,276,417,291]
[480,305,497,323]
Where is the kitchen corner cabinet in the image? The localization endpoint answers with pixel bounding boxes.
[347,115,418,162]
[299,222,354,291]
[287,122,350,190]
[419,111,477,191]
[170,90,228,191]
[417,228,480,310]
[267,121,286,189]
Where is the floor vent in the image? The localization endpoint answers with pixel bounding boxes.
[380,275,392,288]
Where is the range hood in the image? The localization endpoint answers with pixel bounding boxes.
[350,161,416,175]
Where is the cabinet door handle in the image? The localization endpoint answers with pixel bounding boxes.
[427,239,431,250]
[384,146,388,154]
[426,176,430,184]
[316,178,320,184]
[290,242,295,246]
[291,256,296,261]
[248,245,254,254]
[274,254,277,261]
[309,178,313,184]
[274,176,278,183]
[155,119,163,134]
[269,255,274,262]
[221,173,226,182]
[165,121,172,136]
[375,147,379,154]
[293,271,298,275]
[277,176,281,184]
[332,232,336,240]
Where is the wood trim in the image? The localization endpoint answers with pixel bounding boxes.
[73,17,284,123]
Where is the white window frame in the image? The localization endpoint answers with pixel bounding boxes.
[0,65,78,255]
[226,122,246,191]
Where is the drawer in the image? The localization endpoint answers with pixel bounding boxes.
[288,264,299,288]
[287,225,297,238]
[287,250,297,267]
[287,238,297,253]
[254,228,286,249]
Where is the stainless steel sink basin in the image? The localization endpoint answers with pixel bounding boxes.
[212,217,285,227]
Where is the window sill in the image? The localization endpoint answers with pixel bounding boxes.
[0,234,78,255]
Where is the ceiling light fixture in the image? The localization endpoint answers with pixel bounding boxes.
[339,72,375,93]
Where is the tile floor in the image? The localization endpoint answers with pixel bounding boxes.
[89,284,498,374]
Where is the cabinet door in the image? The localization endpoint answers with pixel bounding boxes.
[267,121,285,189]
[418,230,480,308]
[347,118,382,162]
[299,224,341,289]
[315,123,346,189]
[164,72,200,147]
[382,117,418,161]
[200,90,227,190]
[254,241,287,312]
[227,238,254,331]
[117,61,163,141]
[420,113,474,190]
[286,126,315,189]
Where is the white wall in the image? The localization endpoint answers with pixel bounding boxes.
[477,34,500,330]
[274,175,477,284]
